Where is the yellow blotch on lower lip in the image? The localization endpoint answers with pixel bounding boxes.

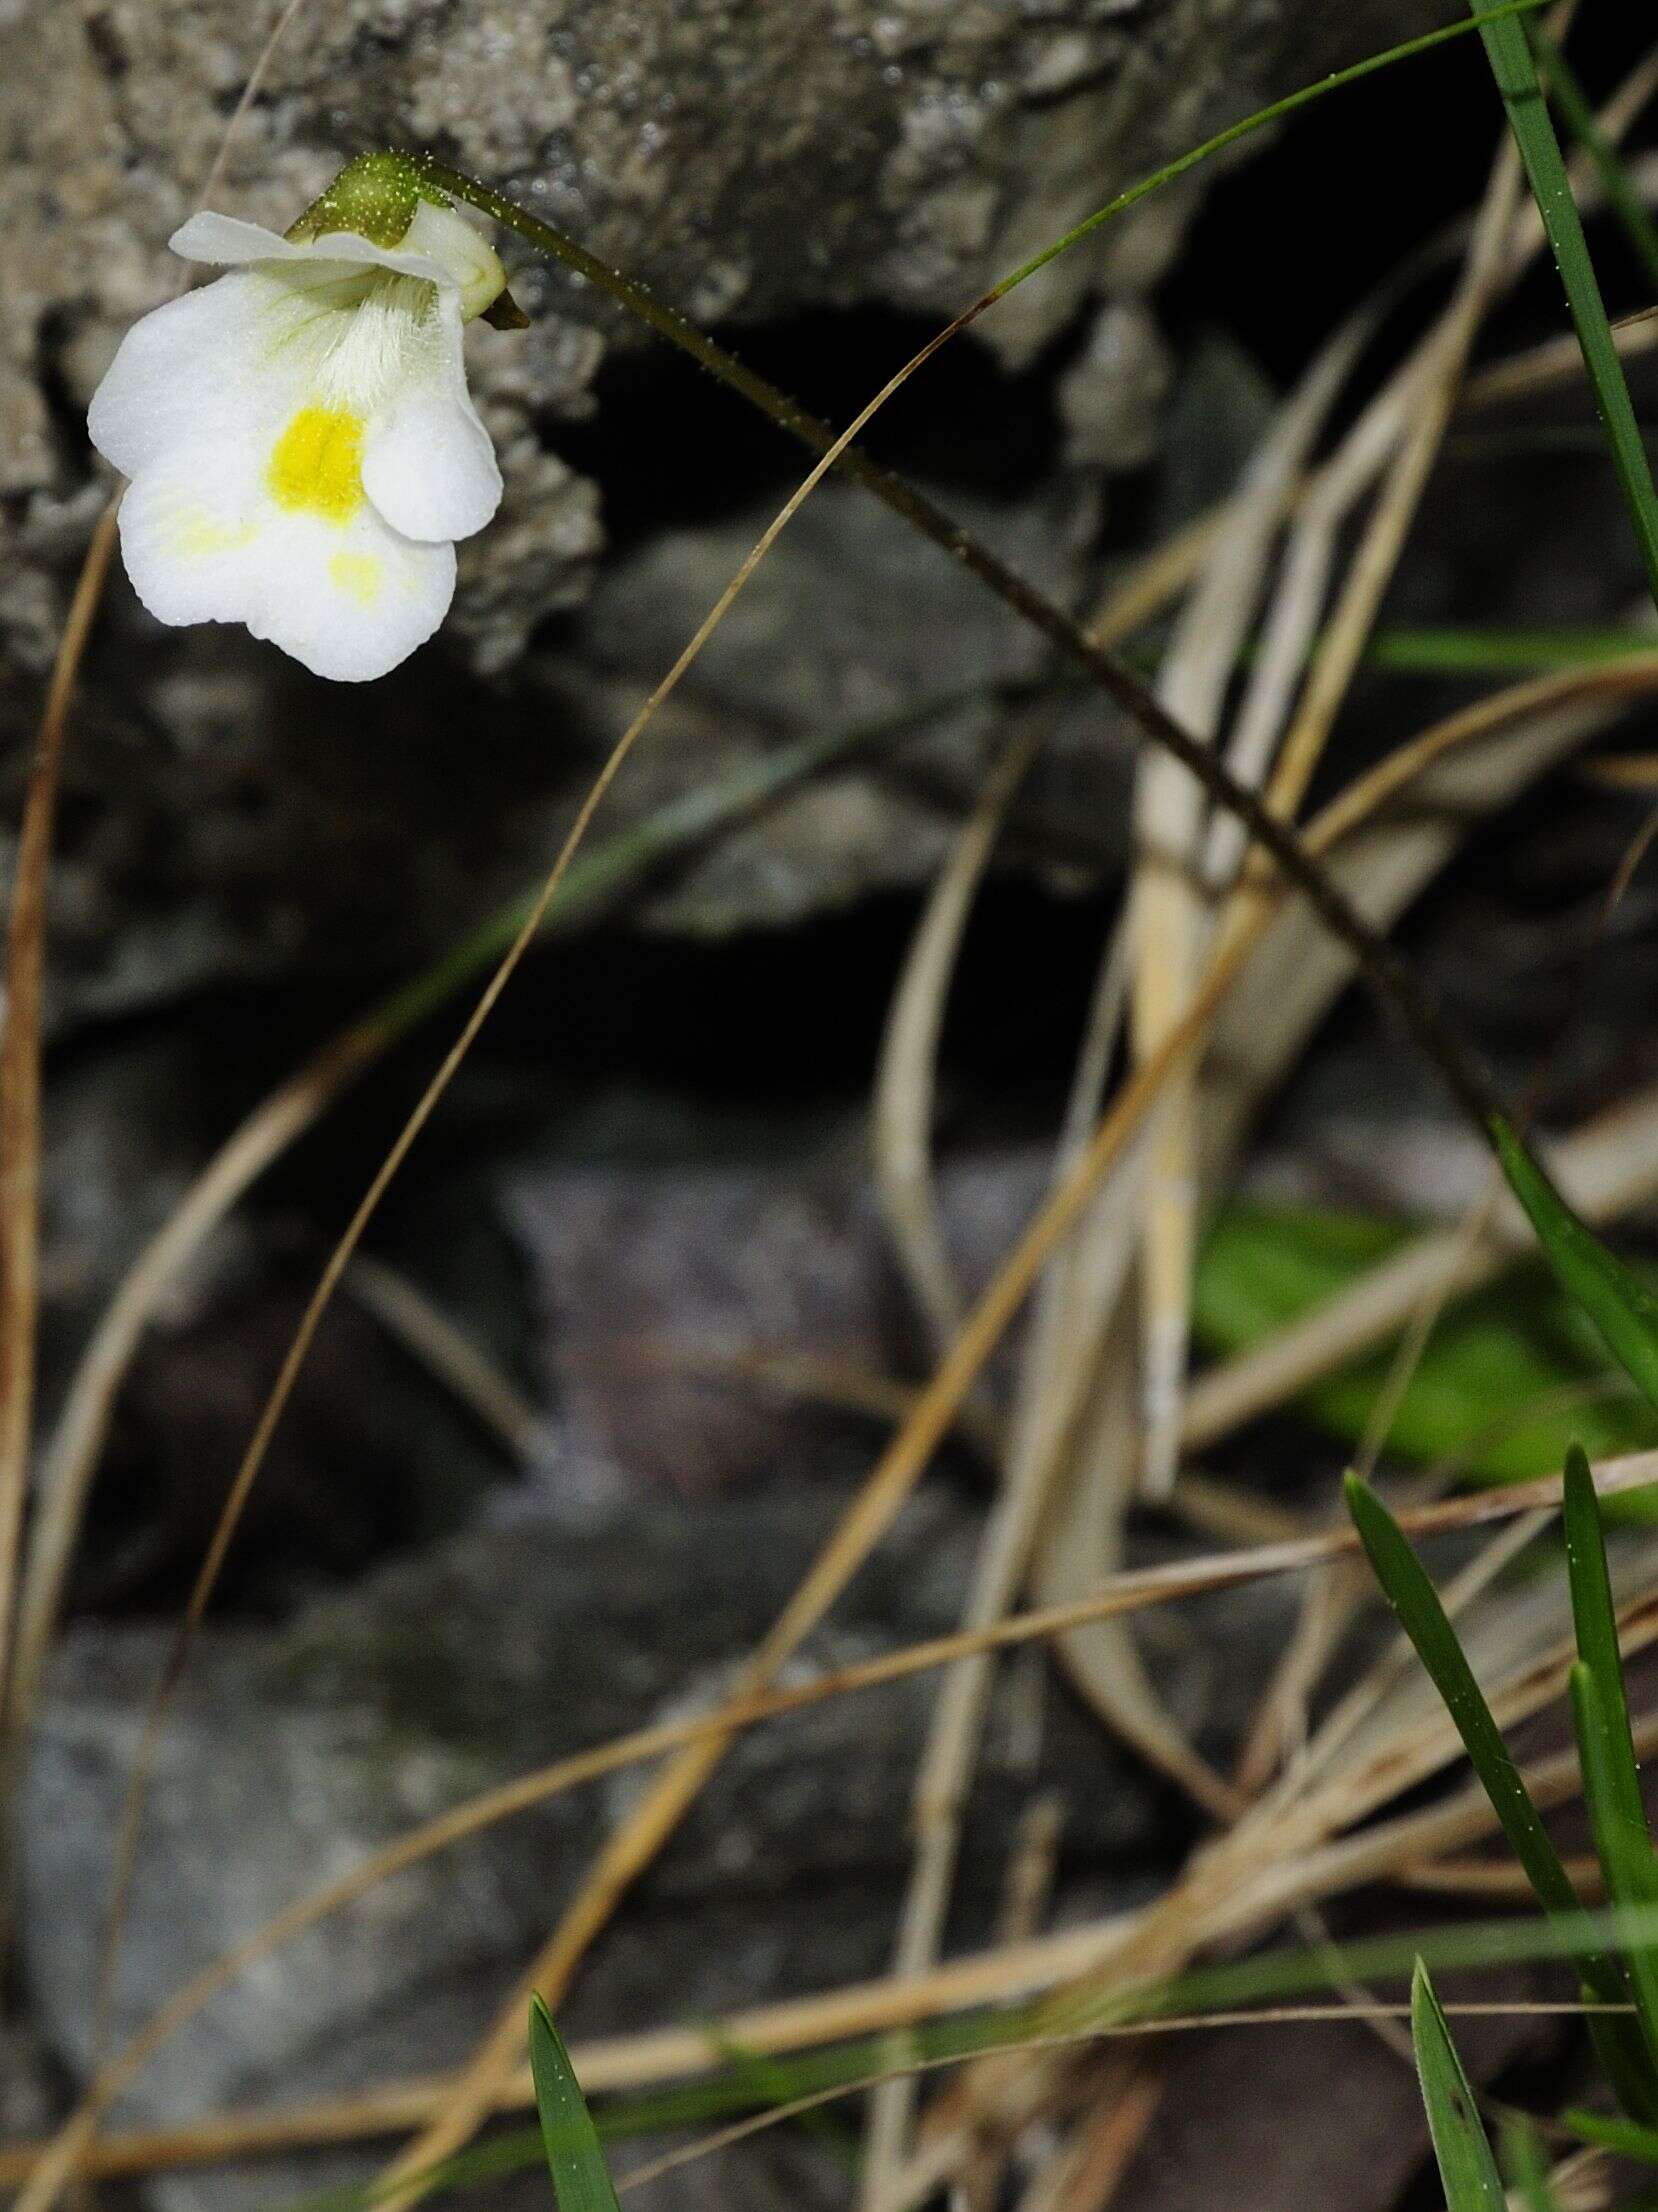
[267,406,366,523]
[329,550,382,604]
[169,505,258,559]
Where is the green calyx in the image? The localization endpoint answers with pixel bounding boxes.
[285,150,455,248]
[284,150,528,325]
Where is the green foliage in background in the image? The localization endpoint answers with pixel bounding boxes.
[1194,1202,1658,1489]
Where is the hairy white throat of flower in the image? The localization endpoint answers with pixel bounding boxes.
[262,268,440,418]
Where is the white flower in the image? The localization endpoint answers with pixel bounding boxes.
[89,198,510,682]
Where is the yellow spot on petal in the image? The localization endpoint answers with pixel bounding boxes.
[169,505,258,559]
[267,407,366,523]
[329,550,382,604]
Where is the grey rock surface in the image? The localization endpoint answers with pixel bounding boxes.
[504,1141,1054,1496]
[19,1477,1282,2211]
[9,466,1108,1034]
[3,0,1443,1024]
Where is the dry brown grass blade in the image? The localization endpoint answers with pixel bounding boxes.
[869,500,1220,1386]
[1037,654,1657,1776]
[15,1628,1658,2194]
[860,326,1364,2180]
[0,500,118,1740]
[947,344,1379,1859]
[1029,148,1563,1809]
[1016,2054,1164,2212]
[1258,156,1525,839]
[7,1011,389,1764]
[345,1254,545,1462]
[1584,750,1658,790]
[1128,309,1380,1499]
[1194,99,1622,1810]
[19,658,1575,2205]
[873,719,1045,1363]
[69,302,990,2116]
[867,623,1205,2185]
[363,931,1277,2212]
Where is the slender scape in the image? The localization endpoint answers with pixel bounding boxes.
[415,155,1501,1139]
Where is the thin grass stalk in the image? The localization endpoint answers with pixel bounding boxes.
[357,634,1564,2202]
[6,682,1001,1779]
[1470,0,1658,603]
[0,502,118,1749]
[1130,305,1388,1497]
[862,435,1388,2173]
[20,1661,1658,2197]
[85,59,1564,2085]
[856,320,1352,2192]
[1530,28,1658,290]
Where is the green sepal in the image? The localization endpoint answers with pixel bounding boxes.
[285,150,452,248]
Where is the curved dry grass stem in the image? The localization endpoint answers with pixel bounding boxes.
[365,956,1258,2211]
[873,719,1045,1367]
[15,1452,1658,2201]
[54,162,1541,2204]
[857,281,1378,2206]
[350,649,1592,2208]
[1127,301,1393,1503]
[0,0,329,2026]
[78,315,971,2112]
[0,499,119,1767]
[0,1986,1619,2195]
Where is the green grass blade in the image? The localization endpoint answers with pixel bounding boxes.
[1412,1962,1508,2212]
[1529,26,1658,296]
[981,0,1551,308]
[1345,1473,1654,2114]
[1469,0,1658,608]
[1563,1443,1649,1846]
[529,1997,622,2212]
[1347,1474,1591,1917]
[1571,1661,1658,2070]
[1363,622,1658,676]
[1563,2105,1658,2162]
[1493,1116,1658,1416]
[703,2029,860,2171]
[1501,2117,1561,2212]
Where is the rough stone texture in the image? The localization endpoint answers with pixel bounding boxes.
[505,1143,1053,1496]
[8,465,1109,1034]
[16,1478,1293,2212]
[2,0,1444,1027]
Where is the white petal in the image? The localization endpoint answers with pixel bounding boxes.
[361,291,501,541]
[117,432,456,682]
[88,274,296,480]
[170,209,460,292]
[401,201,507,319]
[168,212,294,265]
